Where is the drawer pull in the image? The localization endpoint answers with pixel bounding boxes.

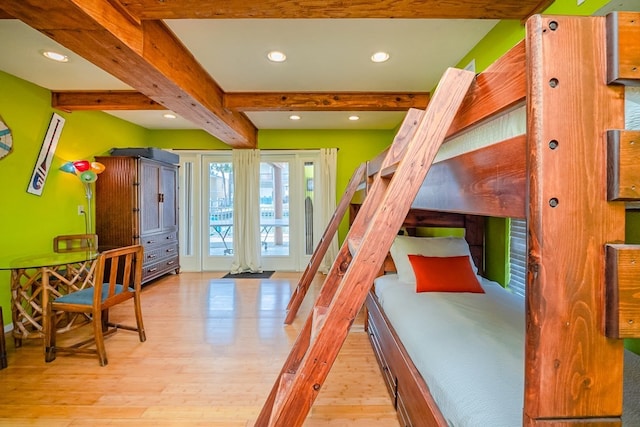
[166,248,175,253]
[148,267,158,273]
[146,240,155,245]
[147,254,157,259]
[167,260,175,265]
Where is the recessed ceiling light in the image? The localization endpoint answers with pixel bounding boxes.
[371,51,390,63]
[289,115,301,121]
[41,50,69,63]
[267,51,287,62]
[348,115,360,121]
[163,113,177,119]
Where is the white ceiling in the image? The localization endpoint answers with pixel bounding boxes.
[1,0,636,132]
[0,18,496,131]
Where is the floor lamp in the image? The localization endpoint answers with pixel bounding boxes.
[60,160,106,248]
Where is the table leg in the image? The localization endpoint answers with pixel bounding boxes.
[0,306,7,369]
[8,261,96,351]
[40,267,51,354]
[10,269,25,348]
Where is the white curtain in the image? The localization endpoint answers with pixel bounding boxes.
[230,149,262,273]
[319,148,338,273]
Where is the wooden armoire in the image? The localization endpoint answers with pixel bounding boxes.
[95,155,180,284]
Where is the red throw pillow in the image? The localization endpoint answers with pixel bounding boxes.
[408,255,485,293]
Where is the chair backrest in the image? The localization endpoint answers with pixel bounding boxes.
[54,234,98,253]
[92,245,143,309]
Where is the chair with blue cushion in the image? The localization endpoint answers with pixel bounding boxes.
[44,245,146,366]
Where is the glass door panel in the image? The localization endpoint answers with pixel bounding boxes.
[303,161,315,257]
[260,153,319,271]
[260,161,289,257]
[203,157,234,270]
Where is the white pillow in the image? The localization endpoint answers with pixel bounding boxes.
[389,235,478,284]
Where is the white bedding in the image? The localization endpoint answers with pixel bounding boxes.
[373,274,640,426]
[375,274,525,427]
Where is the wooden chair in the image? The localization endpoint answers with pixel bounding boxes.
[45,245,146,366]
[53,234,98,252]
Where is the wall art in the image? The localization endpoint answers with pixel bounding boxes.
[0,115,12,160]
[27,113,65,196]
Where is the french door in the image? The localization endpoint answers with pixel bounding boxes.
[258,152,318,271]
[179,151,321,272]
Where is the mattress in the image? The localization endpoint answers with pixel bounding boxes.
[373,274,640,426]
[374,274,525,427]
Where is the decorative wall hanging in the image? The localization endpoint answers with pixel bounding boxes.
[0,115,12,160]
[27,113,65,196]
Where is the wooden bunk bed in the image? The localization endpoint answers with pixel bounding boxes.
[257,12,640,427]
[350,12,640,427]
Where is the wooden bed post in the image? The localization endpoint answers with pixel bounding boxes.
[524,14,626,425]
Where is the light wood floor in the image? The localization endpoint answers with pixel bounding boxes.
[0,272,400,427]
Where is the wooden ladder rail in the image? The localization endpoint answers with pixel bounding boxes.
[284,161,367,324]
[255,67,475,427]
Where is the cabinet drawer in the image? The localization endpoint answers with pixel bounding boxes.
[142,255,179,282]
[141,230,178,248]
[143,243,178,263]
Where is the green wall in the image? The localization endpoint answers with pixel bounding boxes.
[0,70,150,327]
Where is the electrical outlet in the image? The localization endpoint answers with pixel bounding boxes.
[78,205,85,215]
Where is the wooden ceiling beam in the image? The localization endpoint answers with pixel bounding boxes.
[2,0,256,148]
[51,90,430,112]
[224,92,430,112]
[116,0,554,20]
[52,90,166,111]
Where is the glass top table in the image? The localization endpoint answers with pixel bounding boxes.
[0,250,100,349]
[0,250,99,270]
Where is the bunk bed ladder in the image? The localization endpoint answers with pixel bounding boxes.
[284,161,367,324]
[255,67,475,427]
